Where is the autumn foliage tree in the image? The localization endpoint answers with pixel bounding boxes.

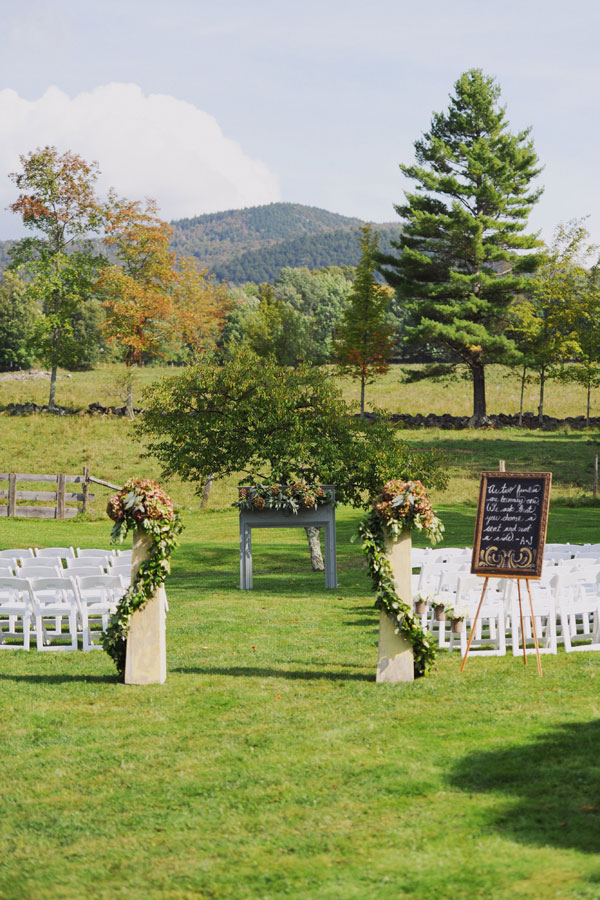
[333,224,395,416]
[9,146,106,407]
[98,197,229,415]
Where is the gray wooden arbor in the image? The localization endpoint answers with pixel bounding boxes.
[239,487,338,590]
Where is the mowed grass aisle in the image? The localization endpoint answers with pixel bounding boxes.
[0,509,600,899]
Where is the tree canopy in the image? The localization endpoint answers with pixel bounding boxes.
[138,349,447,507]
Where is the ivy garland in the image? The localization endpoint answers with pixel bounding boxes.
[102,479,183,681]
[357,479,443,679]
[358,511,436,678]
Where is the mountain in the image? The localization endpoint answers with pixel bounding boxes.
[169,203,402,283]
[0,203,403,284]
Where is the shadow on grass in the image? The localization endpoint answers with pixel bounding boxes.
[175,665,375,682]
[0,673,116,685]
[449,719,600,854]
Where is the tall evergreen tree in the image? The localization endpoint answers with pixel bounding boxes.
[380,69,543,421]
[333,225,395,417]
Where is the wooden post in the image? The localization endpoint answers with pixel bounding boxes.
[525,579,543,677]
[594,453,598,499]
[460,577,488,672]
[124,530,167,685]
[499,459,506,472]
[82,466,90,514]
[56,473,66,519]
[517,579,527,667]
[8,473,16,517]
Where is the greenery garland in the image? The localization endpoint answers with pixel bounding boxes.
[102,479,183,680]
[357,479,444,678]
[358,511,436,678]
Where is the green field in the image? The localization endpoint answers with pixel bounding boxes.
[0,365,599,899]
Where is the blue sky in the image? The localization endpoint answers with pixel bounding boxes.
[0,0,598,246]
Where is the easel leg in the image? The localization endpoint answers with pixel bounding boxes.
[517,579,527,666]
[460,577,489,673]
[526,578,543,677]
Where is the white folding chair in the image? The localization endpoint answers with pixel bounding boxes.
[75,575,124,651]
[0,577,33,650]
[449,574,507,657]
[35,547,75,561]
[65,565,105,577]
[115,549,133,562]
[27,576,79,651]
[66,558,109,573]
[17,556,63,571]
[553,572,600,653]
[0,548,34,559]
[76,548,115,564]
[108,563,131,588]
[18,563,62,579]
[510,582,557,657]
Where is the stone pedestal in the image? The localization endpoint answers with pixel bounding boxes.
[124,531,167,685]
[376,528,414,683]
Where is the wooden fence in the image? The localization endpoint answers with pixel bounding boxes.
[0,467,121,519]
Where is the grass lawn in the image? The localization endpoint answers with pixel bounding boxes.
[1,364,600,898]
[0,506,599,900]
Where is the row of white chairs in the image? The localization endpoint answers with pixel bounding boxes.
[0,574,127,652]
[414,570,600,658]
[0,546,132,561]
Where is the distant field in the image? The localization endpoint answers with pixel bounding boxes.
[0,364,599,516]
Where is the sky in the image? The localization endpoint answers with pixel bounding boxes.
[0,0,599,246]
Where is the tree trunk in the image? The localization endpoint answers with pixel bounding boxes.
[48,364,57,410]
[305,526,324,571]
[538,367,545,425]
[360,376,365,418]
[519,363,526,427]
[201,474,214,508]
[470,362,486,424]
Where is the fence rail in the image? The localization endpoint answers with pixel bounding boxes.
[0,466,107,519]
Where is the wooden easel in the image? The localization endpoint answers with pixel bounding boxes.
[459,575,543,676]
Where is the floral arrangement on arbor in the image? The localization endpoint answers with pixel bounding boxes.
[372,479,444,544]
[234,482,334,515]
[103,478,183,680]
[357,480,443,678]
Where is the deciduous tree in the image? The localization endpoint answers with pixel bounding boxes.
[9,146,106,406]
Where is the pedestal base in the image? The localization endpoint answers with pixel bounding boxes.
[124,530,167,685]
[376,610,414,683]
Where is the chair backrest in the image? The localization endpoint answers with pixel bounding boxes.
[35,546,75,560]
[76,574,125,603]
[66,558,109,571]
[109,564,131,577]
[0,575,31,595]
[17,556,63,569]
[0,548,34,559]
[0,565,16,577]
[76,548,115,560]
[67,565,105,577]
[27,576,78,609]
[19,564,62,578]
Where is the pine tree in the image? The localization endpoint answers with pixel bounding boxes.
[333,225,395,417]
[380,69,543,422]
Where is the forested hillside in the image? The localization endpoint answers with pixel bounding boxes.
[209,223,402,283]
[0,203,401,284]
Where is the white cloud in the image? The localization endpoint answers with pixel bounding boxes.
[0,83,281,236]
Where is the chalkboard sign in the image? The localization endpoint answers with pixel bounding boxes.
[471,471,552,578]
